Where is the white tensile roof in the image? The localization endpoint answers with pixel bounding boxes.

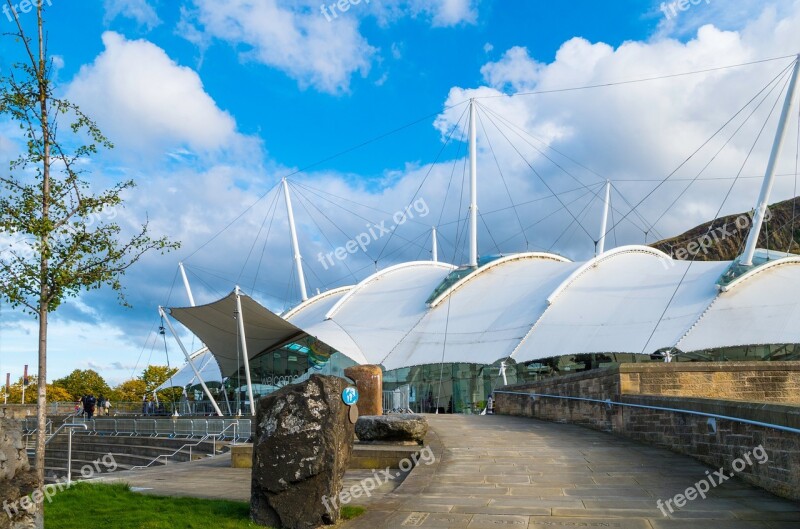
[168,246,800,373]
[155,349,222,391]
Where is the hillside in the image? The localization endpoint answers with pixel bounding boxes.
[650,196,800,261]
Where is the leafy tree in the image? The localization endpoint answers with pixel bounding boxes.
[0,2,179,495]
[110,378,147,403]
[52,369,111,399]
[3,376,72,403]
[140,365,179,392]
[140,365,181,402]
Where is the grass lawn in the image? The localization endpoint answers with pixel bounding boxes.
[47,483,363,529]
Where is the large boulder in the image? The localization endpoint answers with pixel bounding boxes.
[0,417,42,529]
[355,414,428,445]
[251,375,355,529]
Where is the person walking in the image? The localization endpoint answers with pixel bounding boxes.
[104,398,111,416]
[84,394,97,419]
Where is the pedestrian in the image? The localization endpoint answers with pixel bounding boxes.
[104,398,111,416]
[98,395,105,415]
[84,394,97,419]
[142,394,148,415]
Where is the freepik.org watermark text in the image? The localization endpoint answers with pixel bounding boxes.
[320,0,369,22]
[3,453,117,519]
[2,0,52,23]
[660,0,711,21]
[656,445,768,516]
[316,197,430,270]
[322,446,435,514]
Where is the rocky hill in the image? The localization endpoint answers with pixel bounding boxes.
[650,196,800,261]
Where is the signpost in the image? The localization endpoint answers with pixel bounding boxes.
[342,387,359,424]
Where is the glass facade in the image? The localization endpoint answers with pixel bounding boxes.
[213,330,797,415]
[221,334,357,411]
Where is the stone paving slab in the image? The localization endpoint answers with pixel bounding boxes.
[340,414,800,529]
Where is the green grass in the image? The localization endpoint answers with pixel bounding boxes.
[341,505,365,520]
[47,483,262,529]
[47,482,364,529]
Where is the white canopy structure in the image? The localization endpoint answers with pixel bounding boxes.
[161,64,800,414]
[169,291,307,376]
[167,248,800,376]
[154,349,222,392]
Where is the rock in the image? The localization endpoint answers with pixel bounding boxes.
[343,365,383,416]
[0,418,42,529]
[355,414,428,445]
[250,375,355,529]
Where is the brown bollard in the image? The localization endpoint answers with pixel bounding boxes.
[344,365,383,416]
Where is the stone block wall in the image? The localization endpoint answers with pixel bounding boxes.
[619,362,800,403]
[0,411,41,529]
[494,362,800,501]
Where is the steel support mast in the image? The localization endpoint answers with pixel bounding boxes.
[741,56,800,266]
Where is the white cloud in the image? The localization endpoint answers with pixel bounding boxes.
[436,1,800,245]
[370,0,478,27]
[66,32,245,159]
[179,0,479,94]
[103,0,161,30]
[180,0,376,94]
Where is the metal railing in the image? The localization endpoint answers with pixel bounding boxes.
[66,400,248,417]
[128,421,243,470]
[493,390,800,435]
[63,417,251,442]
[41,422,89,484]
[383,386,412,414]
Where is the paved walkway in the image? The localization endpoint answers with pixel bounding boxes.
[343,415,800,529]
[94,415,800,528]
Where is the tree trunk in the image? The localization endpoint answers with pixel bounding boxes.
[34,1,50,508]
[35,303,48,489]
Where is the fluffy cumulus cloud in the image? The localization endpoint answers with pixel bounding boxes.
[66,32,247,159]
[435,2,800,245]
[103,0,161,29]
[178,0,478,94]
[179,0,376,94]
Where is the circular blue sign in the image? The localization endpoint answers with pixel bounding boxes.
[342,387,359,406]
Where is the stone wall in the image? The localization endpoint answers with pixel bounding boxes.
[619,362,800,404]
[494,362,800,501]
[0,410,41,529]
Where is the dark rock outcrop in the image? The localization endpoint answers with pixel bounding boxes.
[355,414,428,445]
[250,375,355,529]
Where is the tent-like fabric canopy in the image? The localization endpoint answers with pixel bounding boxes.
[168,247,800,377]
[169,292,308,376]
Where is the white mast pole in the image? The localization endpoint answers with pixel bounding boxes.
[468,99,479,267]
[158,306,223,417]
[741,56,800,266]
[597,180,611,256]
[235,286,256,416]
[178,262,196,307]
[283,178,308,301]
[431,227,439,262]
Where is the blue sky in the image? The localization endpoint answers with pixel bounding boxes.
[1,0,799,387]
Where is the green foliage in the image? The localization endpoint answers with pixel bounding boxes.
[110,378,147,403]
[2,376,72,403]
[0,31,180,315]
[47,483,266,529]
[52,369,111,398]
[140,365,180,393]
